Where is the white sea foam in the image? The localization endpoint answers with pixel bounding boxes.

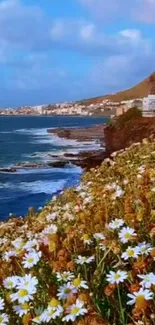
[0,179,67,195]
[19,179,67,194]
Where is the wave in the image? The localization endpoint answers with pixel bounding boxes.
[0,179,67,195]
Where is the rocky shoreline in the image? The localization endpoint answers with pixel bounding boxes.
[0,124,107,173]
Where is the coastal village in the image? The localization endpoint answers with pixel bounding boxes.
[0,94,155,117]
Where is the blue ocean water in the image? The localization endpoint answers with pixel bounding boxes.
[0,116,107,220]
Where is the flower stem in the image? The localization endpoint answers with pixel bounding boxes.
[117,285,126,325]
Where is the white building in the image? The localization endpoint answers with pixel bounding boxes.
[143,95,155,116]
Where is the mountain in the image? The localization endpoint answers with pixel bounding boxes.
[82,72,155,105]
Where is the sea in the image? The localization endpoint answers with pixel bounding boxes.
[0,116,107,220]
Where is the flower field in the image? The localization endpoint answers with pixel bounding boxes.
[0,138,155,325]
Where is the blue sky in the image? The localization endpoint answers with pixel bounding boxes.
[1,0,155,107]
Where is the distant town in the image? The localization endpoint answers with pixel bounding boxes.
[0,94,155,117]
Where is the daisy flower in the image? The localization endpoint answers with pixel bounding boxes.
[0,299,4,311]
[32,315,42,324]
[108,218,124,230]
[24,239,39,251]
[127,288,153,305]
[81,234,92,245]
[121,246,140,260]
[0,313,9,325]
[119,227,136,243]
[13,303,30,317]
[75,255,95,265]
[106,270,128,284]
[46,212,57,222]
[56,272,74,283]
[93,233,105,240]
[12,238,25,250]
[57,283,77,300]
[137,242,152,255]
[99,243,106,251]
[10,289,34,304]
[42,224,58,235]
[72,277,88,289]
[3,276,19,289]
[3,250,17,261]
[17,274,38,293]
[62,299,87,322]
[138,273,155,288]
[41,306,63,322]
[22,250,41,269]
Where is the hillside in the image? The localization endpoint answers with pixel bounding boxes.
[83,72,155,104]
[0,137,155,324]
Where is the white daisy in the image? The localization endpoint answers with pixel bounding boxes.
[57,283,77,300]
[46,212,57,222]
[0,313,9,325]
[22,250,41,269]
[113,188,124,199]
[121,246,140,260]
[138,273,155,288]
[137,242,152,255]
[75,255,95,265]
[32,315,42,324]
[93,233,105,240]
[12,238,25,250]
[17,274,38,293]
[106,270,128,284]
[24,239,39,251]
[119,227,136,243]
[42,224,58,235]
[3,276,19,289]
[10,289,34,304]
[127,288,153,305]
[56,272,74,283]
[108,218,124,230]
[3,250,17,261]
[81,234,92,245]
[13,303,30,317]
[0,299,4,311]
[99,243,106,251]
[62,299,87,322]
[72,278,88,289]
[41,306,63,322]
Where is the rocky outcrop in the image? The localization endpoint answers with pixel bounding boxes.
[104,117,155,154]
[48,125,105,142]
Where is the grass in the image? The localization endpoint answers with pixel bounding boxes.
[0,138,155,324]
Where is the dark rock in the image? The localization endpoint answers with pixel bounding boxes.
[0,168,17,173]
[47,161,68,168]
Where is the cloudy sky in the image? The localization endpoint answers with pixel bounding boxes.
[1,0,155,107]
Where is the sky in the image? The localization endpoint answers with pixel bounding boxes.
[1,0,155,107]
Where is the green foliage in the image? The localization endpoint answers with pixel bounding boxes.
[108,106,142,130]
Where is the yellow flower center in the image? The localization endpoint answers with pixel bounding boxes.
[136,295,145,305]
[73,278,81,287]
[8,281,13,287]
[127,249,134,256]
[82,234,89,241]
[19,289,28,298]
[49,298,59,307]
[27,257,34,263]
[64,288,71,294]
[71,307,80,315]
[114,274,121,280]
[124,233,131,239]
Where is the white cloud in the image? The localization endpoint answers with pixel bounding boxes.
[79,0,155,23]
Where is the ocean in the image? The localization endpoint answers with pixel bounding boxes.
[0,116,107,220]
